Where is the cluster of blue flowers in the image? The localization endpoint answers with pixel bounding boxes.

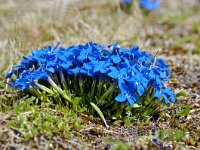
[6,42,175,106]
[121,0,160,11]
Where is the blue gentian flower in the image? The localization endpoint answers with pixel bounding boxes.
[162,88,175,104]
[6,42,175,107]
[139,0,160,11]
[14,70,48,90]
[121,0,133,5]
[151,138,164,148]
[92,60,111,74]
[115,80,138,106]
[121,0,160,11]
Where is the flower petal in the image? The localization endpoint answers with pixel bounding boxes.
[127,97,134,106]
[115,94,126,102]
[137,85,144,96]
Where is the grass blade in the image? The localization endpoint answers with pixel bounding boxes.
[90,102,109,128]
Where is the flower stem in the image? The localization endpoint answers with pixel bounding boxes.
[34,81,54,95]
[47,76,71,102]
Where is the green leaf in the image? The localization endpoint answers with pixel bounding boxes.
[58,121,65,131]
[113,120,123,125]
[72,97,82,108]
[7,121,17,127]
[175,130,186,141]
[177,109,190,117]
[98,81,117,102]
[174,103,192,109]
[0,81,5,88]
[176,91,189,98]
[157,130,165,141]
[90,102,109,128]
[112,142,130,150]
[103,138,130,150]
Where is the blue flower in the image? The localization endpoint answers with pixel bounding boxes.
[6,65,26,78]
[162,88,175,104]
[139,0,160,11]
[92,60,111,74]
[125,71,146,96]
[67,67,80,75]
[121,0,133,5]
[80,62,94,76]
[14,71,48,90]
[6,42,175,106]
[151,138,164,148]
[121,0,160,11]
[77,46,92,62]
[115,80,138,106]
[107,67,128,82]
[21,56,36,69]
